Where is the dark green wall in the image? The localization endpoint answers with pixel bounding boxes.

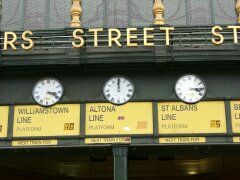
[1,67,240,105]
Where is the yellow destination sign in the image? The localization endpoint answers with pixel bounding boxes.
[233,137,240,143]
[0,106,9,138]
[85,137,131,144]
[85,102,153,135]
[12,140,58,146]
[13,104,80,137]
[159,137,206,144]
[230,101,240,133]
[158,101,226,134]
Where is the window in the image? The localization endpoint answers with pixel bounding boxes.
[164,0,237,25]
[83,0,237,27]
[82,0,153,28]
[0,0,238,31]
[1,0,71,31]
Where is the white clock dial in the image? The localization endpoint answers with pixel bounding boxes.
[103,76,135,105]
[32,77,64,107]
[175,74,206,103]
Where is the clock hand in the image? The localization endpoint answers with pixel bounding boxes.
[117,78,120,92]
[47,91,59,99]
[189,88,205,92]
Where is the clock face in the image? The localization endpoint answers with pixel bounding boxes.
[175,74,206,103]
[32,77,64,107]
[103,76,135,105]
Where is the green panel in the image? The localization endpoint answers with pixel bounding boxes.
[113,146,128,180]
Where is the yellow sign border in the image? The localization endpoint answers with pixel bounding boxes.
[158,101,227,134]
[85,102,153,135]
[13,104,80,137]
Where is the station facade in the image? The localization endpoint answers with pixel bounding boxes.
[1,0,240,180]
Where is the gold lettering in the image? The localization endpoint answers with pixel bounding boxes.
[160,27,174,46]
[72,29,85,48]
[228,26,240,44]
[212,26,224,45]
[21,31,34,50]
[89,28,104,47]
[144,28,154,47]
[4,32,17,50]
[127,28,138,47]
[108,28,122,47]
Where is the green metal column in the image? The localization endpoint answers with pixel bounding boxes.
[112,145,128,180]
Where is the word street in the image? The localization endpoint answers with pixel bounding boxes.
[3,26,240,50]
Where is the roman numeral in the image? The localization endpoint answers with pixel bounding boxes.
[178,93,183,97]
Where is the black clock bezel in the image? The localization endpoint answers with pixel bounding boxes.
[103,75,135,105]
[174,74,207,104]
[32,77,64,107]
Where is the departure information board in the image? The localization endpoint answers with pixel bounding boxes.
[0,106,9,138]
[13,104,80,137]
[85,102,153,135]
[158,101,227,134]
[230,101,240,133]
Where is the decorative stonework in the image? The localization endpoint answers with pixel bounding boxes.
[153,0,165,25]
[70,0,82,27]
[236,0,240,23]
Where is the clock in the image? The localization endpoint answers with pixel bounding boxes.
[32,77,64,107]
[103,76,135,105]
[175,74,206,103]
